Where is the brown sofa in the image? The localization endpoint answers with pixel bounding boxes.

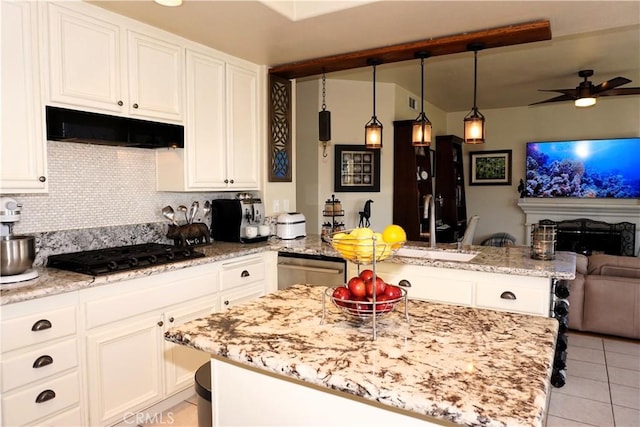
[568,254,640,339]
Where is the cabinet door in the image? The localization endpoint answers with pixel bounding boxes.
[46,3,124,113]
[185,49,228,189]
[127,30,183,122]
[226,62,259,189]
[86,313,164,426]
[1,1,47,193]
[220,283,265,310]
[164,295,219,395]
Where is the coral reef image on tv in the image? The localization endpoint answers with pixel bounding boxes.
[525,138,640,198]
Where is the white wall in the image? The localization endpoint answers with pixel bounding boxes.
[296,77,447,234]
[446,96,640,245]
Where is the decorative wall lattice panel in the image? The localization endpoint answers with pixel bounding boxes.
[268,74,292,182]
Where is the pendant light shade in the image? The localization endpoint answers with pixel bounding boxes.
[412,52,432,147]
[365,59,383,148]
[463,43,485,144]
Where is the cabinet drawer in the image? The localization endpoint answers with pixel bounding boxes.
[1,306,77,353]
[2,339,78,392]
[476,282,550,316]
[84,263,218,329]
[2,370,81,427]
[220,256,265,290]
[409,278,474,306]
[220,283,265,309]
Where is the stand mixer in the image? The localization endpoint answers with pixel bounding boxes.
[1,197,38,283]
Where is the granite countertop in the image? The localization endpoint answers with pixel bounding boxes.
[165,284,558,427]
[0,235,575,305]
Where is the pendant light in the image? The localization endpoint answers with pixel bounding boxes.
[463,43,486,144]
[412,52,432,146]
[319,73,331,157]
[364,59,383,148]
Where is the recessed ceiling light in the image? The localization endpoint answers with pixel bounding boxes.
[154,0,182,7]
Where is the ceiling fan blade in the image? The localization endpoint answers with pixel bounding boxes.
[593,77,632,94]
[597,87,640,97]
[529,94,575,106]
[538,88,578,97]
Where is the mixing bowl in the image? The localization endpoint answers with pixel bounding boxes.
[0,236,35,275]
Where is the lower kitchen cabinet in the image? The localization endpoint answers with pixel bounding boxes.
[348,262,552,317]
[0,292,83,427]
[82,263,220,426]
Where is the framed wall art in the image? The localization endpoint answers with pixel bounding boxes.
[334,145,381,192]
[469,150,512,186]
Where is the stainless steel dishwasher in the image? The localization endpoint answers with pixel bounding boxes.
[277,252,346,290]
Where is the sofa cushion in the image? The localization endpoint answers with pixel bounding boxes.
[587,254,640,278]
[583,275,640,339]
[575,254,589,275]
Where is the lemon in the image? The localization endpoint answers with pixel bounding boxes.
[351,227,374,239]
[382,224,406,249]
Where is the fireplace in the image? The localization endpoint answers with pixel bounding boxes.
[518,198,640,256]
[540,218,635,256]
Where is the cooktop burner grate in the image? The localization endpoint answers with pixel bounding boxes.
[47,243,205,276]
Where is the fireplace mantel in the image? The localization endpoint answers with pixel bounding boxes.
[517,198,640,255]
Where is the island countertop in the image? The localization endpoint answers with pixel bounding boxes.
[165,284,559,427]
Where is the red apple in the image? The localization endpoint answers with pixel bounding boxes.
[332,286,352,306]
[373,294,394,312]
[359,269,375,282]
[347,276,366,298]
[384,284,403,300]
[365,277,386,297]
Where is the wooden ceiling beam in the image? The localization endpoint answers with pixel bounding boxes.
[269,20,551,79]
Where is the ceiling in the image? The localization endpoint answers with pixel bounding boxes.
[89,1,640,112]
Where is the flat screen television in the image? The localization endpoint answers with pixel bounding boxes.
[525,137,640,198]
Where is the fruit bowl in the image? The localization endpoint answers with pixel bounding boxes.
[325,286,407,321]
[327,229,405,264]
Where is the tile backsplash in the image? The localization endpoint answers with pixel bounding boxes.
[7,141,229,234]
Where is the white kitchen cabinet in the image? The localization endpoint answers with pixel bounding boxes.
[348,262,552,317]
[1,0,47,193]
[0,292,84,426]
[156,51,262,191]
[45,2,183,122]
[82,263,219,426]
[219,253,269,308]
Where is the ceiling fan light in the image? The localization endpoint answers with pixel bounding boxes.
[575,97,596,107]
[463,111,485,144]
[154,0,183,7]
[412,114,432,146]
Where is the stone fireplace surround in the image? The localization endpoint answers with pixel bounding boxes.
[518,198,640,256]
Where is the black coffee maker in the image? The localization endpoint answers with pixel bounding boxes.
[211,197,265,243]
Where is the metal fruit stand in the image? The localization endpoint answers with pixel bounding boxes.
[321,232,409,340]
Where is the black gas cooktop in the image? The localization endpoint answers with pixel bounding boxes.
[47,243,205,276]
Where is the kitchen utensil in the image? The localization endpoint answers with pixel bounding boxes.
[177,205,188,224]
[0,236,36,276]
[189,201,199,224]
[161,206,178,226]
[203,201,211,220]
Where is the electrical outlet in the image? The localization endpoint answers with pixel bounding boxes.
[273,200,280,213]
[283,199,289,212]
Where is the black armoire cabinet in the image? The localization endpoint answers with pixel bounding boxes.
[435,135,467,242]
[392,120,433,242]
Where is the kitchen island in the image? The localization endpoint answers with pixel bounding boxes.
[165,284,559,427]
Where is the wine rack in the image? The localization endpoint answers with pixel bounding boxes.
[551,279,570,388]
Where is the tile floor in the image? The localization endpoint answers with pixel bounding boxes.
[149,331,640,427]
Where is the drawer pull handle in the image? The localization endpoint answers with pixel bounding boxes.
[241,270,250,278]
[398,279,412,288]
[500,291,516,300]
[33,355,54,368]
[35,389,56,403]
[224,300,230,306]
[32,319,52,331]
[169,317,175,323]
[157,320,164,327]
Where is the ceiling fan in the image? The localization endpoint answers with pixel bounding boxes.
[530,69,640,107]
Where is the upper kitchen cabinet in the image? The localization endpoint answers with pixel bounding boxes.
[156,50,262,191]
[1,1,47,193]
[44,2,183,123]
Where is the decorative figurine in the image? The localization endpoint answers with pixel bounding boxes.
[358,199,374,227]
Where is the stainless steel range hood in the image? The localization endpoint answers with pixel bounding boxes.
[46,106,184,149]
